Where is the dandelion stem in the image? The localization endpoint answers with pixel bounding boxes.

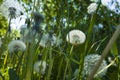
[57,57,63,80]
[85,2,101,54]
[77,50,85,80]
[46,47,54,80]
[63,45,74,80]
[24,44,35,80]
[3,51,8,70]
[6,16,12,35]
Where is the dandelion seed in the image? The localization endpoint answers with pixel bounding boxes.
[8,40,26,53]
[87,3,98,14]
[34,60,47,75]
[66,29,86,45]
[82,54,107,79]
[0,0,25,18]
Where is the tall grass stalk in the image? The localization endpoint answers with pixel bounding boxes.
[77,52,85,80]
[85,2,101,54]
[46,47,54,80]
[56,57,63,80]
[24,43,36,80]
[118,56,120,80]
[63,45,74,80]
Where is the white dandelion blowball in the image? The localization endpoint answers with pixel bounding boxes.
[34,60,47,75]
[101,0,120,14]
[82,54,108,79]
[0,0,25,18]
[66,29,86,45]
[8,40,26,53]
[87,3,98,14]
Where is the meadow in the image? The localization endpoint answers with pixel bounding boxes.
[0,0,120,80]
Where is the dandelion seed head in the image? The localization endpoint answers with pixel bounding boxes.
[33,12,44,23]
[33,12,44,32]
[101,0,111,6]
[66,30,86,45]
[101,0,120,14]
[8,40,26,53]
[8,7,16,18]
[0,0,25,18]
[82,54,108,79]
[34,60,47,75]
[87,3,98,14]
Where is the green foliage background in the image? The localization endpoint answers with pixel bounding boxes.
[0,0,120,80]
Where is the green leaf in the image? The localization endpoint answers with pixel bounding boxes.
[110,42,119,65]
[0,0,3,4]
[110,42,118,56]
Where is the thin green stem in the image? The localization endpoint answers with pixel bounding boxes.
[24,43,36,80]
[3,51,8,71]
[63,59,69,80]
[85,2,101,54]
[118,56,120,80]
[85,14,95,54]
[63,45,74,80]
[5,15,12,36]
[56,57,63,80]
[77,52,85,80]
[46,47,54,80]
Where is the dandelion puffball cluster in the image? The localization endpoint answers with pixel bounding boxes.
[8,40,26,53]
[34,60,47,75]
[0,0,25,18]
[66,29,86,45]
[82,54,107,79]
[87,3,98,14]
